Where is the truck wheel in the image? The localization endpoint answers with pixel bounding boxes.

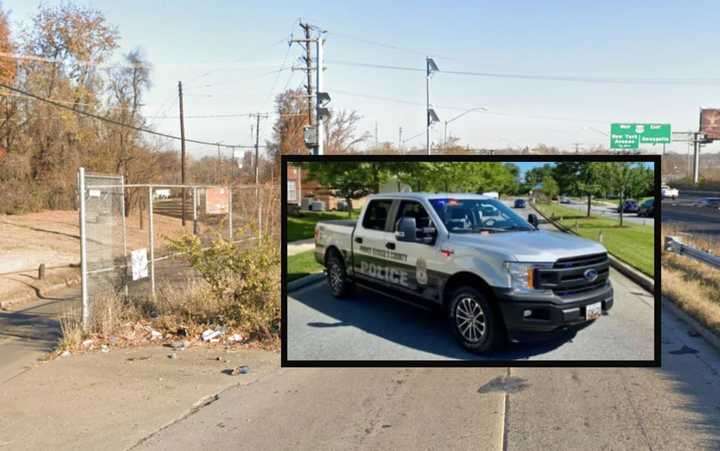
[326,250,352,298]
[448,287,503,354]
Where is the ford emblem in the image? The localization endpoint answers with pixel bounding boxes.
[584,268,599,282]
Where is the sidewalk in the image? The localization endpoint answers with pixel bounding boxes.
[287,238,314,256]
[0,345,278,450]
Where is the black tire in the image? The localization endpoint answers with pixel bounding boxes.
[447,286,504,354]
[325,250,352,298]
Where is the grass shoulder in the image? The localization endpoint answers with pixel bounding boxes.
[287,249,323,282]
[287,209,359,242]
[534,202,654,277]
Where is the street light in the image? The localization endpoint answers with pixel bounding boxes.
[426,57,439,155]
[443,107,487,150]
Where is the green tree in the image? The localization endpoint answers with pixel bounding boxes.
[305,162,391,216]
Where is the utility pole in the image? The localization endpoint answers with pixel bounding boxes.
[425,57,439,155]
[693,132,701,184]
[572,142,582,154]
[178,81,187,226]
[375,121,378,145]
[216,143,221,184]
[426,59,430,155]
[316,35,325,155]
[301,22,314,126]
[398,126,402,153]
[250,113,269,184]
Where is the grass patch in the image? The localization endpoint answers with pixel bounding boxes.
[287,249,323,282]
[534,202,654,277]
[662,226,720,337]
[287,210,358,242]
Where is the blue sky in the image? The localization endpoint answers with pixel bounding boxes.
[5,1,720,159]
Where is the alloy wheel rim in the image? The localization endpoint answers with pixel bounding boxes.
[329,262,343,292]
[455,296,486,342]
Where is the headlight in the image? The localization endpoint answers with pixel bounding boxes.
[504,262,553,294]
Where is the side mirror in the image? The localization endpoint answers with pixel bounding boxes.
[528,213,539,229]
[395,217,417,242]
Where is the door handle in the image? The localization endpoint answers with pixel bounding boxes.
[385,242,396,250]
[354,237,363,244]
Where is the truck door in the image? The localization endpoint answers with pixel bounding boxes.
[389,199,443,301]
[353,199,409,289]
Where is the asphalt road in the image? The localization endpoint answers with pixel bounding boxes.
[137,312,720,450]
[287,202,655,361]
[662,189,720,239]
[0,286,79,383]
[556,198,655,226]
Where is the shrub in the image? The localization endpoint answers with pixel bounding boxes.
[169,234,280,340]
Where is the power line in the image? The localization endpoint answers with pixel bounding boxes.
[328,60,720,85]
[327,31,457,60]
[332,87,611,124]
[0,82,260,149]
[144,111,304,119]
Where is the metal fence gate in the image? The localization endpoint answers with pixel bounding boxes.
[77,167,265,331]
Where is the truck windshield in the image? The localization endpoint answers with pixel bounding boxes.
[429,198,534,234]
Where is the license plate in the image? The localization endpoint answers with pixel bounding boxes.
[585,302,602,320]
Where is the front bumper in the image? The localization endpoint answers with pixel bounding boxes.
[494,283,613,341]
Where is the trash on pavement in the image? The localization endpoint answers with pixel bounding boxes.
[82,339,93,348]
[202,329,223,342]
[227,334,243,343]
[168,353,177,359]
[101,345,109,353]
[226,365,250,376]
[60,350,71,358]
[169,340,189,351]
[149,329,162,340]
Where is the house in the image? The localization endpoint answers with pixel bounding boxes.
[287,165,340,211]
[287,165,369,211]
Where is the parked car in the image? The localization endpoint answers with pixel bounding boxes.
[637,199,654,217]
[559,196,571,204]
[513,198,527,209]
[618,199,639,213]
[661,184,679,199]
[314,192,613,354]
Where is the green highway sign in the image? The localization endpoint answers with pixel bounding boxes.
[610,123,671,149]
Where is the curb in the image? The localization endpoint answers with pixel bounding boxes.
[529,201,654,293]
[287,273,325,293]
[663,296,720,352]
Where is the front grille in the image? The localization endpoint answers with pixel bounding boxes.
[553,253,608,269]
[536,253,610,297]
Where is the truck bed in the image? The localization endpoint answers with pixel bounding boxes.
[320,219,356,228]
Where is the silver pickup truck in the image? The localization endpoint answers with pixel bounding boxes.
[314,193,613,354]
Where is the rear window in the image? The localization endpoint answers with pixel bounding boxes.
[362,200,392,231]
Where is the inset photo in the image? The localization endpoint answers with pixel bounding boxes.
[282,156,659,366]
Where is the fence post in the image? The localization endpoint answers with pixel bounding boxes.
[78,167,90,331]
[120,175,129,298]
[192,187,198,235]
[227,186,233,241]
[148,186,156,298]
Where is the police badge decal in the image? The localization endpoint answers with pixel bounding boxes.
[416,257,428,285]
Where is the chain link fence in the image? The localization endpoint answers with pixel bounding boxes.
[78,167,278,330]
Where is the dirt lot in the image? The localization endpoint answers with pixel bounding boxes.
[0,209,200,306]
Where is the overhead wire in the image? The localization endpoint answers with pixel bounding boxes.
[328,60,720,86]
[0,82,260,148]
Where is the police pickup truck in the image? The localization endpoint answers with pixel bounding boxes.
[313,193,613,354]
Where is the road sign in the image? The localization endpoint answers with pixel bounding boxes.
[610,123,671,149]
[206,187,229,215]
